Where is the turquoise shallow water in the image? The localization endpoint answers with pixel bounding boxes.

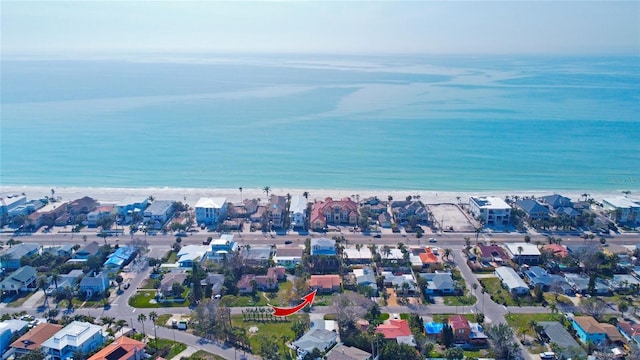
[1,54,638,191]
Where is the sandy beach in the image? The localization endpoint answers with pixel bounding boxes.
[0,185,634,206]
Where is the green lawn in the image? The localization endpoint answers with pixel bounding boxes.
[157,314,172,327]
[140,278,160,290]
[231,313,308,355]
[443,294,477,306]
[479,277,540,306]
[221,294,269,307]
[504,313,563,332]
[432,314,476,323]
[184,350,226,360]
[150,338,187,359]
[128,290,191,308]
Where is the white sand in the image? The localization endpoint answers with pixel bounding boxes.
[0,185,634,206]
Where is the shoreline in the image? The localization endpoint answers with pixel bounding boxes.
[1,185,636,207]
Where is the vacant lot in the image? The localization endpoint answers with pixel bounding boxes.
[428,204,474,232]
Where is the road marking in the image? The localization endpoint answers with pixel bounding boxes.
[133,309,136,313]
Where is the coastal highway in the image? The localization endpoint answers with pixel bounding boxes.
[4,228,640,249]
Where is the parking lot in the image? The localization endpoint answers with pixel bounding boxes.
[427,203,475,232]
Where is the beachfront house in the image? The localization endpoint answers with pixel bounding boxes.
[116,197,149,224]
[515,199,551,221]
[143,200,175,229]
[310,197,358,230]
[27,201,69,228]
[0,195,27,218]
[41,321,105,360]
[469,196,511,226]
[268,195,287,229]
[602,196,640,225]
[195,197,227,226]
[87,205,115,228]
[67,196,98,216]
[289,195,307,228]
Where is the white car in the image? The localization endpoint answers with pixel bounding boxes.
[429,238,437,243]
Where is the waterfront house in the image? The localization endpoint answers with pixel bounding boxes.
[116,197,149,223]
[79,273,110,298]
[41,321,104,360]
[504,242,541,265]
[0,243,39,271]
[0,266,37,294]
[418,272,456,295]
[195,197,227,226]
[268,195,287,229]
[87,205,115,228]
[73,241,101,260]
[310,197,358,230]
[10,323,63,359]
[378,212,392,228]
[0,195,27,218]
[87,336,146,360]
[390,200,428,222]
[143,200,175,229]
[310,237,336,256]
[515,199,551,220]
[289,195,307,228]
[325,343,372,360]
[274,247,303,269]
[310,275,341,293]
[539,194,573,209]
[602,196,640,225]
[67,196,98,216]
[469,196,511,225]
[494,266,529,295]
[27,201,68,228]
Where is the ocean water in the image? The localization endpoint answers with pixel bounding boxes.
[1,54,639,191]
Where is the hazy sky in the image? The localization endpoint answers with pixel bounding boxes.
[2,1,639,55]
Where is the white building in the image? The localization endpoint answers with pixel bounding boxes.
[207,234,238,263]
[195,197,227,225]
[469,196,511,225]
[143,200,174,228]
[289,196,307,228]
[504,242,541,265]
[602,197,640,225]
[41,321,104,360]
[0,195,27,217]
[495,266,529,295]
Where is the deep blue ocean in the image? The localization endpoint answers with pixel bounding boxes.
[1,54,638,191]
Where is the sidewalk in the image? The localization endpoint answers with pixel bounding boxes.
[170,345,199,360]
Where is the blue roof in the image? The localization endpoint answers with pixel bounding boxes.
[103,246,136,267]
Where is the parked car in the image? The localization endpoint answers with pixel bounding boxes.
[429,238,437,243]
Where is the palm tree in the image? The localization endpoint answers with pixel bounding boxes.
[114,319,127,333]
[303,191,309,201]
[137,313,147,336]
[101,316,115,330]
[381,245,392,260]
[82,235,87,244]
[51,271,61,291]
[443,248,452,262]
[149,311,159,350]
[239,187,243,203]
[356,243,363,258]
[262,186,271,200]
[36,276,49,307]
[517,246,524,266]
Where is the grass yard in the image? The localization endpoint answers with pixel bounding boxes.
[150,338,187,359]
[140,278,160,290]
[443,294,477,306]
[431,314,476,323]
[183,350,226,360]
[128,290,191,308]
[504,313,563,332]
[156,314,172,327]
[479,277,540,306]
[231,313,308,355]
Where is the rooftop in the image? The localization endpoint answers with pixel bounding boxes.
[195,197,226,209]
[602,196,640,209]
[470,196,510,209]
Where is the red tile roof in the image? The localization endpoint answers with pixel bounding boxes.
[376,319,412,339]
[542,244,568,257]
[419,248,439,264]
[11,323,63,351]
[477,244,508,260]
[310,275,341,290]
[448,315,470,330]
